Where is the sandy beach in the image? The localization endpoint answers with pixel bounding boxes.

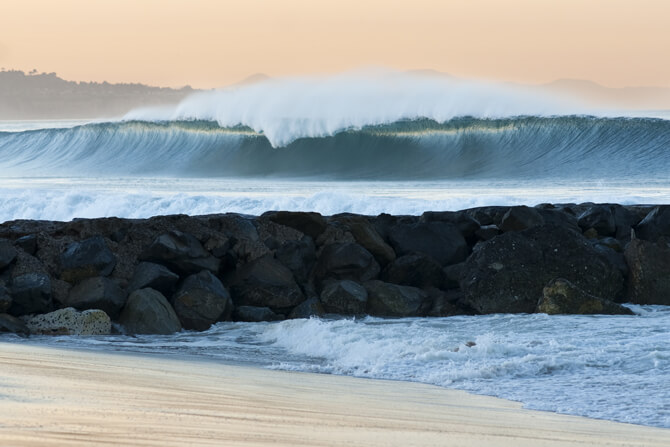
[0,342,665,446]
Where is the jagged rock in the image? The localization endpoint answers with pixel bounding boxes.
[0,282,11,313]
[119,288,182,335]
[15,234,37,255]
[23,307,111,335]
[230,255,304,310]
[499,206,544,232]
[380,254,445,289]
[64,276,127,320]
[635,206,670,242]
[128,262,179,296]
[288,297,325,319]
[172,270,233,331]
[140,230,220,276]
[233,305,283,322]
[275,237,316,284]
[443,262,466,289]
[419,211,480,242]
[364,280,429,317]
[9,273,52,316]
[331,215,396,266]
[314,243,380,285]
[427,289,467,317]
[203,234,231,258]
[387,222,468,266]
[264,211,327,240]
[624,238,670,305]
[0,313,30,337]
[59,236,116,283]
[319,279,368,315]
[475,225,500,241]
[537,278,634,315]
[0,239,18,271]
[612,205,640,240]
[578,205,616,236]
[460,224,624,314]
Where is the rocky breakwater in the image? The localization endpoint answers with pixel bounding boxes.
[0,203,668,336]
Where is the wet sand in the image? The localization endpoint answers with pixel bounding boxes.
[0,342,667,446]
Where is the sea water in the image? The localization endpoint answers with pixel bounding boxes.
[0,71,668,428]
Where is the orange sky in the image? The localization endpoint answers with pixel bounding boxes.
[1,0,668,88]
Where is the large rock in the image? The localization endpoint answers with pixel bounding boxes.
[172,270,232,331]
[387,221,467,266]
[230,255,304,310]
[64,276,127,320]
[0,239,17,271]
[274,237,316,285]
[140,230,220,276]
[119,288,182,335]
[331,215,396,266]
[364,280,429,317]
[319,279,368,315]
[460,224,624,314]
[380,254,445,289]
[59,236,116,283]
[499,206,545,232]
[578,205,616,236]
[9,273,52,316]
[233,305,283,322]
[624,238,670,305]
[537,278,634,315]
[0,313,30,337]
[288,297,325,319]
[314,243,380,285]
[24,308,111,335]
[128,262,180,296]
[635,206,670,242]
[264,211,327,240]
[419,211,480,242]
[0,282,11,313]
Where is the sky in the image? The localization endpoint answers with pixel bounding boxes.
[0,0,668,89]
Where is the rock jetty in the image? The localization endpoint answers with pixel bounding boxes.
[0,203,667,336]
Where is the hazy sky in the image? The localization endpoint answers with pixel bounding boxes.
[1,0,668,88]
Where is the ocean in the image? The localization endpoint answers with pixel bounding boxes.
[0,71,668,428]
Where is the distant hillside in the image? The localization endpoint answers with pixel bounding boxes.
[0,70,198,119]
[542,79,670,110]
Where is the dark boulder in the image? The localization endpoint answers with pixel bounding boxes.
[288,297,325,319]
[427,289,468,317]
[9,273,52,316]
[314,243,380,285]
[624,238,670,305]
[537,278,634,315]
[443,262,466,289]
[612,205,640,240]
[0,239,17,271]
[499,206,544,232]
[578,205,616,236]
[233,305,283,322]
[230,255,304,310]
[172,270,233,331]
[0,313,30,337]
[319,279,368,315]
[635,206,670,242]
[275,237,316,284]
[475,225,500,241]
[419,211,480,242]
[0,282,11,313]
[364,280,429,317]
[460,224,624,314]
[380,254,445,289]
[264,211,327,240]
[59,236,116,283]
[330,215,396,266]
[140,230,220,276]
[14,234,37,255]
[387,222,468,266]
[119,288,182,335]
[64,276,127,319]
[128,262,180,296]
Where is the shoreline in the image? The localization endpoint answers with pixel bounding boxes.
[0,342,667,447]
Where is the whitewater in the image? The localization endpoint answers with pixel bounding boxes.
[0,70,669,429]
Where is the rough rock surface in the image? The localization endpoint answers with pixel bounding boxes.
[230,255,304,310]
[537,278,634,315]
[64,276,127,319]
[387,221,468,266]
[119,288,182,335]
[59,236,116,283]
[288,297,326,319]
[624,238,670,305]
[319,279,368,315]
[0,313,30,336]
[380,254,446,289]
[364,280,429,317]
[0,239,17,270]
[9,273,52,316]
[140,231,219,275]
[24,307,111,335]
[233,305,283,322]
[635,206,670,242]
[172,270,232,331]
[460,224,624,314]
[314,243,380,285]
[128,262,179,295]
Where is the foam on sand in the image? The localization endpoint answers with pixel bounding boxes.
[0,342,666,446]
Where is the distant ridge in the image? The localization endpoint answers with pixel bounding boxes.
[0,70,198,119]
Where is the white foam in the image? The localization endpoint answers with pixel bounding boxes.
[124,69,583,147]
